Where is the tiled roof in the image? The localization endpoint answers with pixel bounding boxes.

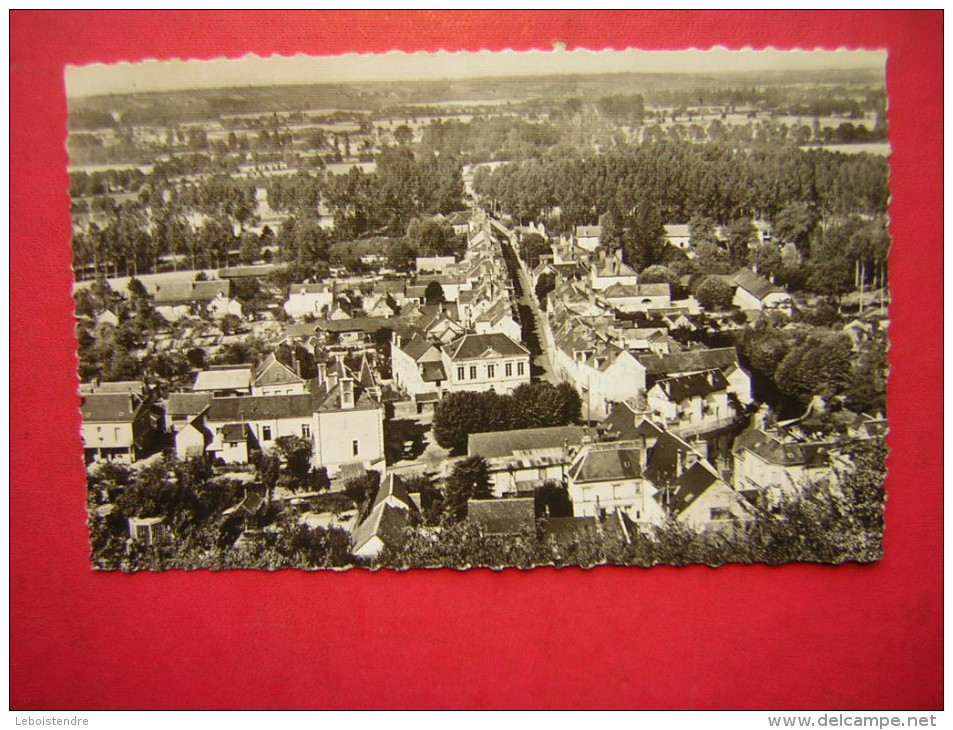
[78,380,145,396]
[731,268,783,300]
[468,425,587,460]
[568,443,643,483]
[733,427,832,467]
[445,333,529,361]
[370,473,419,514]
[315,317,391,334]
[193,367,252,393]
[207,394,314,422]
[468,498,536,535]
[637,347,739,377]
[351,503,414,555]
[221,423,250,442]
[254,354,304,387]
[652,369,729,402]
[166,392,213,416]
[421,362,447,383]
[80,393,146,423]
[666,462,720,516]
[599,406,664,442]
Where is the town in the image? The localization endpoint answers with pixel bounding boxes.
[71,64,890,570]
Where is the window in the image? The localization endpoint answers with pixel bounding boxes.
[352,440,360,456]
[114,427,120,441]
[470,366,477,380]
[487,364,495,379]
[505,362,512,377]
[517,361,525,376]
[302,424,311,439]
[262,426,272,441]
[457,366,465,380]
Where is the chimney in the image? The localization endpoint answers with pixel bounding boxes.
[316,362,327,387]
[676,449,684,477]
[339,377,355,410]
[639,434,648,471]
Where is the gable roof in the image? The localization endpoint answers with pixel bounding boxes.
[733,427,832,467]
[445,332,529,361]
[643,432,704,487]
[79,380,145,396]
[351,503,414,555]
[370,473,419,514]
[399,335,439,362]
[80,392,146,423]
[599,405,664,442]
[254,353,305,387]
[467,498,536,534]
[421,361,448,383]
[731,268,783,300]
[468,425,587,460]
[666,462,720,516]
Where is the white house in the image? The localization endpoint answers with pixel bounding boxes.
[80,391,154,464]
[590,254,639,291]
[732,426,834,502]
[415,255,457,274]
[151,279,242,322]
[284,283,334,320]
[391,335,448,406]
[664,224,692,251]
[599,282,672,313]
[646,369,737,438]
[442,333,531,394]
[192,365,253,397]
[350,473,419,558]
[729,268,793,312]
[252,353,309,396]
[575,225,602,252]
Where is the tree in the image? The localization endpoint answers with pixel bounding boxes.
[424,280,445,305]
[443,455,492,521]
[344,470,381,517]
[535,480,573,518]
[519,232,550,269]
[774,333,854,405]
[694,276,735,311]
[535,271,556,304]
[639,264,678,286]
[724,218,757,267]
[273,436,314,493]
[747,242,783,280]
[773,202,818,251]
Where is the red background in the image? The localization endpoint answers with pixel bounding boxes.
[10,11,943,710]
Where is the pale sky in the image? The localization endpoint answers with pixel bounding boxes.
[66,47,886,99]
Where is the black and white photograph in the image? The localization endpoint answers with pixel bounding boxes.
[69,47,891,572]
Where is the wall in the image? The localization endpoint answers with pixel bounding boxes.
[313,406,385,473]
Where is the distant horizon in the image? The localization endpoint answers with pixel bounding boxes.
[66,47,886,99]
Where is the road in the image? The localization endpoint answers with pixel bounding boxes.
[499,237,558,385]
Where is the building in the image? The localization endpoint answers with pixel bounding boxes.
[664,224,692,251]
[391,334,447,407]
[192,365,253,397]
[732,426,834,502]
[637,347,753,406]
[728,268,793,312]
[599,283,672,314]
[284,283,334,320]
[646,369,737,438]
[590,253,639,291]
[351,473,419,558]
[443,333,531,394]
[467,425,588,497]
[80,391,154,464]
[415,255,457,274]
[574,225,603,252]
[252,353,309,396]
[150,279,242,322]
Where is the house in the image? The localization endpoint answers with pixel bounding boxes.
[732,425,834,501]
[310,362,386,476]
[574,225,603,252]
[472,297,521,342]
[80,391,154,464]
[314,317,391,348]
[284,283,334,320]
[150,279,242,322]
[646,369,737,438]
[443,332,531,394]
[174,413,214,460]
[637,347,753,405]
[467,425,588,497]
[351,473,418,558]
[664,224,692,251]
[192,365,253,397]
[566,421,749,529]
[468,498,537,535]
[446,210,474,236]
[728,268,793,312]
[165,392,212,436]
[599,283,672,313]
[205,393,314,463]
[589,253,639,291]
[391,334,448,407]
